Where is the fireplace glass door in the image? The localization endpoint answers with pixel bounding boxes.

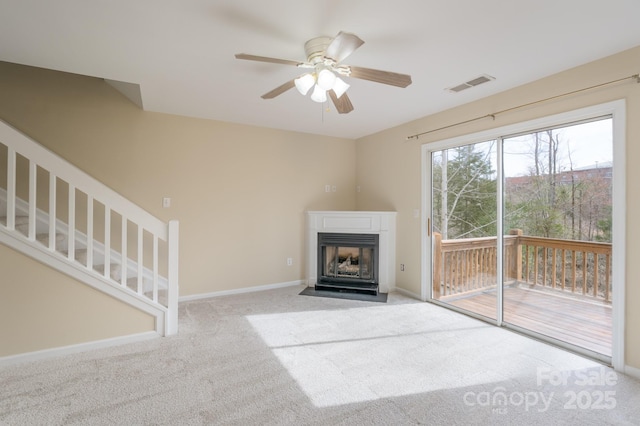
[318,233,378,286]
[323,246,373,281]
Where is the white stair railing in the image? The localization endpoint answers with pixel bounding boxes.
[0,120,178,336]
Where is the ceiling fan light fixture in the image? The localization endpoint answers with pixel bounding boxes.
[294,73,315,95]
[310,84,327,103]
[236,31,413,114]
[316,68,337,91]
[332,77,350,99]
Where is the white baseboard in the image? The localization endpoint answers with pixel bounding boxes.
[624,364,640,380]
[0,331,159,367]
[179,280,304,302]
[394,286,422,300]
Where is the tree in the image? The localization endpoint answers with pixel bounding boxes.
[433,141,497,239]
[596,206,612,242]
[504,127,612,242]
[433,120,612,243]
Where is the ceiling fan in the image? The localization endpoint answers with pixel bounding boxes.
[235,31,412,114]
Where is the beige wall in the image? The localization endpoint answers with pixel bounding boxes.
[0,244,155,357]
[355,45,640,369]
[0,61,356,295]
[0,61,356,356]
[2,44,639,367]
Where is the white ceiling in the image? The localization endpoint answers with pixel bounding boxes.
[1,0,640,139]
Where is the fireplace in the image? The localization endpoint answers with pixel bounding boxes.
[317,233,379,295]
[306,211,396,294]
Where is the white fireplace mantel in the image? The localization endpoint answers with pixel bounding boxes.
[306,211,397,293]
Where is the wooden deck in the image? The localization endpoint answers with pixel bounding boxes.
[442,285,612,356]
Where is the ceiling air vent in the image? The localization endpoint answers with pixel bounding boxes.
[446,74,495,93]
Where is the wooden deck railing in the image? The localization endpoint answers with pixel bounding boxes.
[518,234,612,302]
[433,230,612,303]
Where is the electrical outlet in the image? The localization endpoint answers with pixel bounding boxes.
[400,264,405,272]
[287,257,293,266]
[162,197,171,208]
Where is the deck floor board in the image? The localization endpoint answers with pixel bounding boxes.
[442,286,612,356]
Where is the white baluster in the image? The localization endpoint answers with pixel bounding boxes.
[153,235,158,303]
[67,184,75,260]
[137,226,143,294]
[104,206,110,279]
[121,215,127,287]
[49,173,56,251]
[28,161,37,240]
[87,195,94,269]
[6,147,16,230]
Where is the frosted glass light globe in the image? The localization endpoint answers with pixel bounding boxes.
[332,77,350,98]
[317,69,337,91]
[310,84,327,103]
[294,73,315,95]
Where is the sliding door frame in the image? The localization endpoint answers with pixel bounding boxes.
[421,100,626,370]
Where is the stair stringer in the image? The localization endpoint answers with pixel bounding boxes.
[0,226,168,333]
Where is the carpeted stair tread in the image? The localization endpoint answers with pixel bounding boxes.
[36,232,66,247]
[94,263,123,281]
[1,215,31,235]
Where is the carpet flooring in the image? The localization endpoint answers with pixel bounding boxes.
[1,285,639,425]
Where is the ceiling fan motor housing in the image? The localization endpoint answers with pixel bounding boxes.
[304,36,332,64]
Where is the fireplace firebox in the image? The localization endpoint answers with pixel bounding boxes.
[316,232,379,295]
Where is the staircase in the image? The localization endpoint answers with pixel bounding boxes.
[0,120,178,336]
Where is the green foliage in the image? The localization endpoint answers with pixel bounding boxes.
[433,142,497,239]
[433,131,612,243]
[595,206,612,242]
[502,129,612,242]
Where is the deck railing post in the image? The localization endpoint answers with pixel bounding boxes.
[433,232,442,298]
[508,229,523,283]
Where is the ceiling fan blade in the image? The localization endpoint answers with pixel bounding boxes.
[261,80,296,99]
[235,53,303,67]
[348,66,412,88]
[328,90,354,114]
[325,31,364,63]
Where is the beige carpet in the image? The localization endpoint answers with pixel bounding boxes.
[1,285,639,425]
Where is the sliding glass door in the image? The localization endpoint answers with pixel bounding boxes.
[430,140,498,321]
[428,115,614,360]
[502,118,613,356]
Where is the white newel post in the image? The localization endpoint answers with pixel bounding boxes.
[306,211,397,293]
[166,220,180,335]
